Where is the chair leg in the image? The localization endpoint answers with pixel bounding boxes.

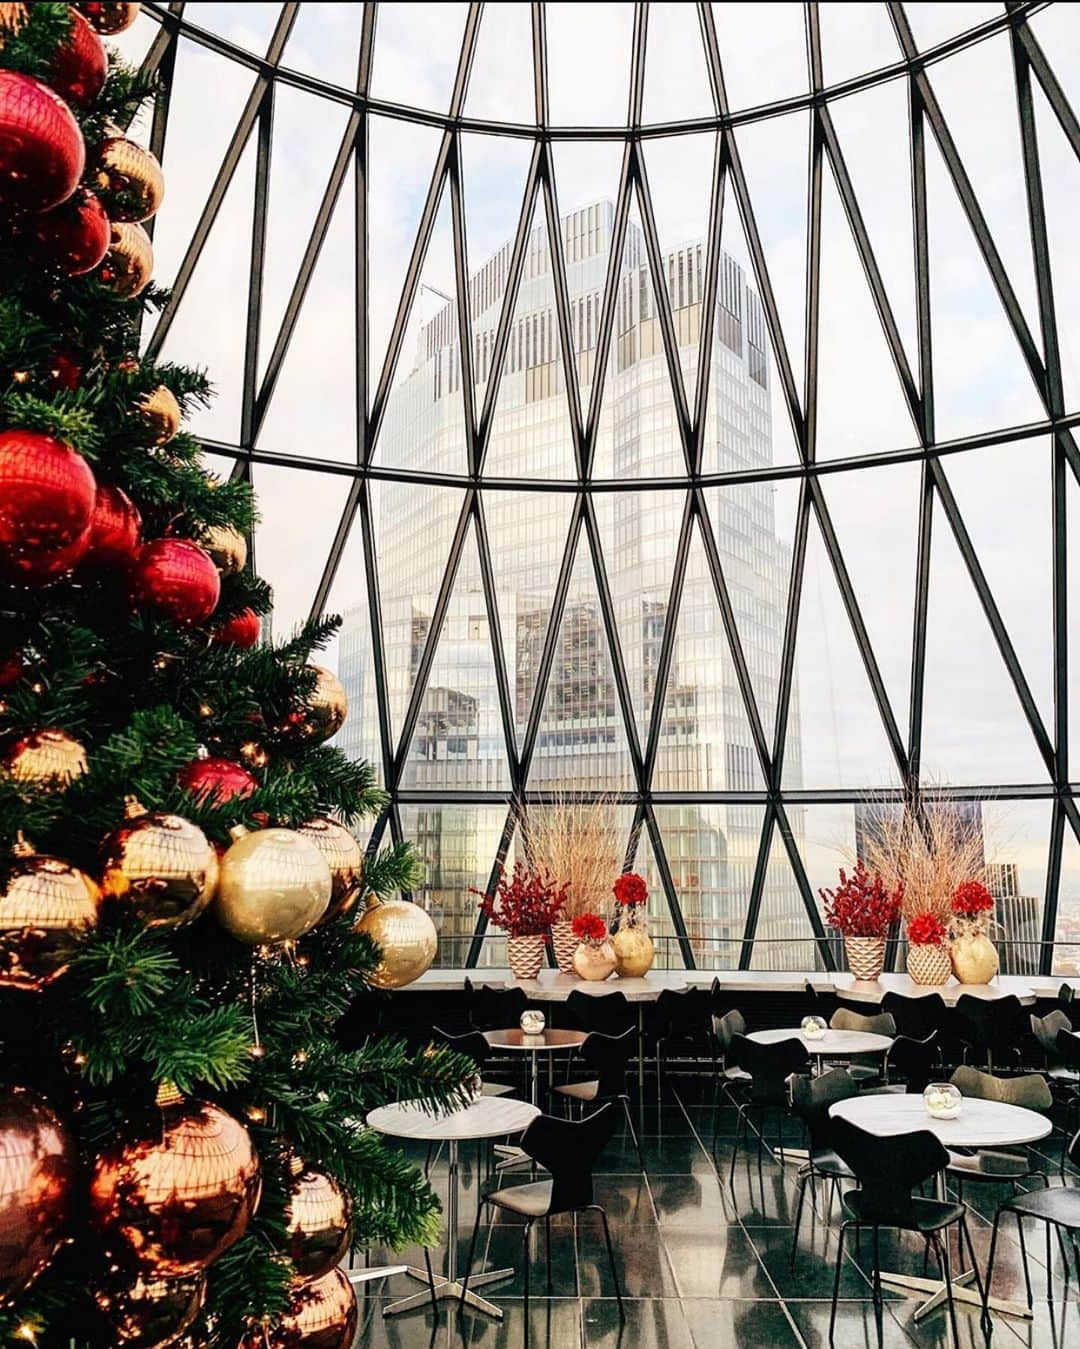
[871,1225,884,1349]
[1015,1210,1034,1309]
[790,1172,808,1269]
[829,1222,847,1344]
[728,1104,746,1185]
[545,1215,552,1296]
[422,1248,438,1313]
[985,1210,1003,1307]
[936,1232,962,1349]
[459,1199,485,1306]
[595,1205,625,1320]
[522,1220,532,1333]
[959,1215,989,1328]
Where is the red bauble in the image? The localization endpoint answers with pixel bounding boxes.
[210,607,261,649]
[0,651,22,688]
[0,429,96,570]
[129,539,220,626]
[0,71,85,213]
[26,189,109,276]
[0,530,90,588]
[48,9,107,109]
[177,756,257,807]
[47,349,83,391]
[81,484,142,575]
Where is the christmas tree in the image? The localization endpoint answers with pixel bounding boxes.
[0,5,470,1344]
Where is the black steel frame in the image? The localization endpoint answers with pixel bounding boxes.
[136,1,1080,974]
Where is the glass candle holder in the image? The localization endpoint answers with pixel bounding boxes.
[923,1082,963,1120]
[520,1009,545,1036]
[801,1015,827,1040]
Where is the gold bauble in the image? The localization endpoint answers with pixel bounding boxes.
[283,1156,352,1283]
[214,828,331,944]
[99,798,218,929]
[355,894,437,989]
[0,728,87,791]
[572,940,617,982]
[951,931,1000,985]
[0,1086,76,1304]
[237,1268,356,1349]
[0,837,99,990]
[295,818,362,923]
[77,2,140,33]
[299,666,347,744]
[136,386,181,447]
[612,922,654,978]
[94,1270,206,1348]
[91,136,164,224]
[102,223,153,298]
[201,524,247,576]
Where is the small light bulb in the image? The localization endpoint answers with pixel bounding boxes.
[248,1043,266,1059]
[198,703,213,719]
[12,370,29,384]
[245,1104,266,1123]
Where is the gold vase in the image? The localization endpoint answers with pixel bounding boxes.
[572,940,616,982]
[612,923,654,977]
[951,931,999,985]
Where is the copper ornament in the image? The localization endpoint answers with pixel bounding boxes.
[354,894,437,989]
[0,727,87,790]
[94,1269,205,1348]
[0,836,99,990]
[214,828,331,945]
[201,523,247,575]
[295,818,362,923]
[102,222,153,297]
[238,1267,357,1349]
[136,385,181,446]
[0,1085,76,1305]
[89,1096,261,1278]
[77,2,140,33]
[283,1157,352,1283]
[100,799,218,929]
[296,666,347,744]
[91,135,164,223]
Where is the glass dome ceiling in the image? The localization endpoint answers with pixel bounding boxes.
[118,2,1080,973]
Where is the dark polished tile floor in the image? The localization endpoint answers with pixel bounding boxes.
[352,1076,1080,1348]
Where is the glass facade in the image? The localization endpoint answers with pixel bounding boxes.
[123,2,1080,973]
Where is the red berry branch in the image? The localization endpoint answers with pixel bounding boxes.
[819,861,901,939]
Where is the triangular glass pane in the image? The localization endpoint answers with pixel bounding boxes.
[633,825,684,966]
[254,463,352,642]
[592,196,689,479]
[652,524,767,792]
[980,798,1049,977]
[1067,468,1080,778]
[904,3,1001,49]
[751,828,823,972]
[191,3,283,52]
[155,137,257,444]
[594,491,685,743]
[369,2,469,112]
[461,130,533,325]
[703,476,799,746]
[371,191,467,474]
[367,114,446,404]
[641,1,715,125]
[371,480,468,746]
[482,199,578,480]
[463,3,536,126]
[818,2,902,86]
[713,2,808,110]
[921,496,1049,784]
[796,802,859,908]
[787,510,903,790]
[1027,3,1080,125]
[547,3,634,126]
[816,167,919,460]
[281,2,363,90]
[257,87,352,381]
[654,804,766,970]
[925,132,1046,442]
[641,133,717,397]
[829,78,918,369]
[818,460,921,726]
[1031,81,1080,413]
[733,110,810,395]
[531,531,635,792]
[711,172,802,474]
[256,162,357,464]
[946,441,1053,729]
[1054,818,1080,977]
[482,490,576,743]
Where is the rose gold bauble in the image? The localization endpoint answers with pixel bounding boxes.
[214,828,331,944]
[295,818,362,923]
[283,1157,352,1283]
[77,2,141,33]
[99,799,218,929]
[101,222,153,297]
[201,523,246,576]
[0,1086,76,1305]
[136,385,180,446]
[0,727,87,790]
[94,1269,205,1348]
[354,893,437,989]
[0,836,99,990]
[91,135,164,223]
[89,1095,261,1278]
[238,1268,357,1349]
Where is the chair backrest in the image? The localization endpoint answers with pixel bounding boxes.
[467,983,528,1031]
[581,1027,635,1096]
[955,994,1022,1048]
[432,1025,491,1069]
[730,1034,808,1105]
[567,988,634,1035]
[712,1009,746,1058]
[1056,1027,1080,1071]
[831,1116,949,1228]
[521,1104,616,1214]
[1059,983,1076,1008]
[884,1033,938,1093]
[1069,1127,1080,1171]
[1030,1009,1072,1058]
[829,1009,896,1036]
[789,1068,859,1152]
[656,987,709,1037]
[881,991,947,1042]
[949,1064,1053,1111]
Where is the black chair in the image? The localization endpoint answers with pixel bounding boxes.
[788,1069,859,1267]
[711,1008,751,1106]
[655,988,711,1089]
[1030,1010,1075,1078]
[552,1027,644,1169]
[460,1105,625,1325]
[432,1027,515,1098]
[725,1034,808,1185]
[881,990,948,1043]
[464,979,529,1031]
[804,979,841,1024]
[828,1116,987,1346]
[1059,982,1077,1014]
[566,988,634,1035]
[1057,1030,1080,1174]
[954,993,1023,1073]
[828,1008,896,1083]
[881,1032,939,1093]
[946,1066,1052,1194]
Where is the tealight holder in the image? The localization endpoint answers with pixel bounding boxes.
[923,1082,963,1120]
[520,1009,546,1036]
[801,1015,827,1040]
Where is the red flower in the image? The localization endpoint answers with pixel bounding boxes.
[613,872,648,908]
[472,861,567,938]
[571,911,608,944]
[907,911,948,947]
[819,861,902,939]
[952,879,994,917]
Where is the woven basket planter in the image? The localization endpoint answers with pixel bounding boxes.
[844,936,886,982]
[507,934,545,981]
[551,920,578,974]
[907,943,952,986]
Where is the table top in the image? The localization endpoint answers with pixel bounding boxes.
[831,973,1036,1006]
[747,1027,893,1056]
[830,1093,1053,1149]
[515,971,684,1002]
[483,1028,587,1051]
[366,1095,540,1142]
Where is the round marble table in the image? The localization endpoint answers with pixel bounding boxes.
[366,1096,540,1319]
[747,1027,893,1060]
[483,1028,587,1106]
[830,1093,1051,1322]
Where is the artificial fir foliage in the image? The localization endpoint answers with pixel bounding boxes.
[0,6,469,1343]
